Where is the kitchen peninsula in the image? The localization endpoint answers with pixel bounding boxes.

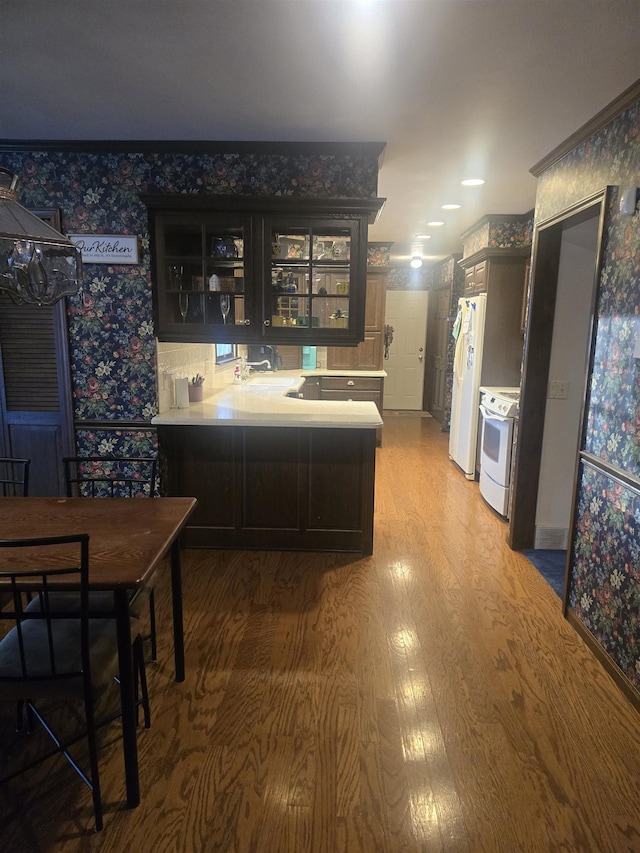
[153,372,381,554]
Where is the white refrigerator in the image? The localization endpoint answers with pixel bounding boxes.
[449,293,487,479]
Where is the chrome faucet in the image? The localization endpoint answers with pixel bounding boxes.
[245,359,272,372]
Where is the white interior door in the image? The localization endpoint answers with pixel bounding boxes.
[383,290,429,410]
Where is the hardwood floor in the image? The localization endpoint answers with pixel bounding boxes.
[1,414,639,852]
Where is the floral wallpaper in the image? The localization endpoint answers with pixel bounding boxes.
[75,427,158,465]
[367,243,392,266]
[569,463,640,690]
[73,428,159,496]
[0,147,380,438]
[385,266,432,291]
[535,97,640,695]
[462,214,533,258]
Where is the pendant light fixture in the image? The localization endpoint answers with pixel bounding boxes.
[0,168,82,306]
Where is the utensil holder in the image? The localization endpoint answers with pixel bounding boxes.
[188,384,204,402]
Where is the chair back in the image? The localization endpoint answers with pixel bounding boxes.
[0,534,91,688]
[63,456,157,498]
[0,457,30,497]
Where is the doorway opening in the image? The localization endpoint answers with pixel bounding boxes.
[509,189,610,551]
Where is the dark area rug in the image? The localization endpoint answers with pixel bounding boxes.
[522,549,567,597]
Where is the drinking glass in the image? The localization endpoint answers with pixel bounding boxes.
[178,292,189,323]
[220,293,230,324]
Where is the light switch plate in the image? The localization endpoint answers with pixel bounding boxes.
[620,187,638,216]
[548,380,569,399]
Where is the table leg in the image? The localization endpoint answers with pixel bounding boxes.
[170,539,185,682]
[114,589,139,807]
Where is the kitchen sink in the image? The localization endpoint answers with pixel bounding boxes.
[248,375,297,387]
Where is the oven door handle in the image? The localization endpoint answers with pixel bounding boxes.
[480,404,511,423]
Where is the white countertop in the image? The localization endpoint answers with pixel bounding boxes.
[152,370,384,429]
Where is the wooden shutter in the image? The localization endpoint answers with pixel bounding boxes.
[0,294,60,412]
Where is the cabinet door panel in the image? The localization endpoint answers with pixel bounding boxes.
[160,426,236,527]
[242,428,301,528]
[364,273,385,330]
[327,332,382,371]
[307,429,363,529]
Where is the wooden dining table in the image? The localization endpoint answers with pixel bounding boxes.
[0,495,197,808]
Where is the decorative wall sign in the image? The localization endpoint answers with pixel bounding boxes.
[68,234,139,264]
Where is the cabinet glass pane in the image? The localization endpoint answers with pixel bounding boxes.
[203,223,246,329]
[164,224,202,257]
[206,292,245,326]
[166,261,202,292]
[313,232,350,262]
[272,295,306,327]
[270,225,352,333]
[313,295,350,329]
[174,291,205,325]
[274,232,309,261]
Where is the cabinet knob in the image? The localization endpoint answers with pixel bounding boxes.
[263,319,271,327]
[244,319,251,325]
[347,380,354,386]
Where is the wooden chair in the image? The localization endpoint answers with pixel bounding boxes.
[62,456,159,661]
[0,457,30,496]
[0,534,150,832]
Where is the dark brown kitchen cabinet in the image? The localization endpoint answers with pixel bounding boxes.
[327,270,387,370]
[143,195,384,346]
[157,423,376,554]
[319,374,384,445]
[302,376,321,399]
[464,259,487,294]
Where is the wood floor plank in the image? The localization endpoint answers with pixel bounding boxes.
[1,415,639,852]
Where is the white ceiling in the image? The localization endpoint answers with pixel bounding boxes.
[2,1,639,266]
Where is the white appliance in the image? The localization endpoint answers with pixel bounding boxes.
[449,293,487,479]
[478,386,520,517]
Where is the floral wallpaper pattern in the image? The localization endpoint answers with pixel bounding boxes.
[367,243,392,266]
[74,428,159,496]
[0,147,380,434]
[536,98,640,693]
[462,214,533,258]
[569,463,640,689]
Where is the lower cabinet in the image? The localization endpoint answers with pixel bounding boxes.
[319,375,384,445]
[158,424,376,554]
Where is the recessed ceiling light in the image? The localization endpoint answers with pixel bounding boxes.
[441,203,461,210]
[410,256,423,269]
[461,178,485,186]
[426,221,444,227]
[415,233,431,239]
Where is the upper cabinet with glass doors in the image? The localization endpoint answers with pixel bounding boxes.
[144,195,384,345]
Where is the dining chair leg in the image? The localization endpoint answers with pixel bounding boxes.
[133,635,151,730]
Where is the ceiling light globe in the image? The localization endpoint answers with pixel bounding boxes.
[410,256,423,269]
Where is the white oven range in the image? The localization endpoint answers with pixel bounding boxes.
[478,386,520,518]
